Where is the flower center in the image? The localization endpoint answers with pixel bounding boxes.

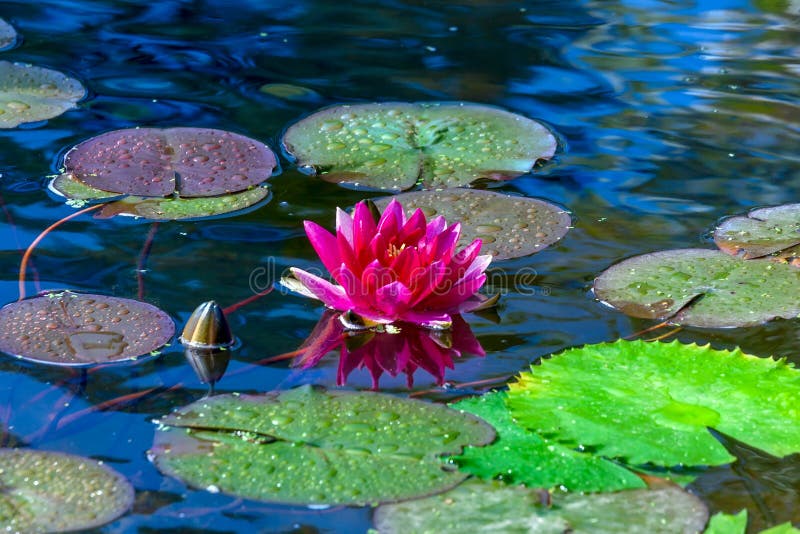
[387,242,406,258]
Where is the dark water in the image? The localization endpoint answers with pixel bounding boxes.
[1,0,799,531]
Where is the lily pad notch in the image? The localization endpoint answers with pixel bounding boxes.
[282,101,557,191]
[50,127,277,220]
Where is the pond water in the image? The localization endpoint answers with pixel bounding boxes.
[1,0,799,531]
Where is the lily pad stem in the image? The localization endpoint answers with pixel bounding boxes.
[18,204,103,301]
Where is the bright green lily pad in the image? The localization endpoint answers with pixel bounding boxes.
[507,340,800,467]
[704,510,747,534]
[714,204,800,260]
[150,385,495,506]
[0,61,85,128]
[593,248,800,327]
[450,392,645,492]
[373,189,570,260]
[0,448,134,533]
[282,102,556,191]
[762,524,800,534]
[373,478,708,534]
[0,19,16,50]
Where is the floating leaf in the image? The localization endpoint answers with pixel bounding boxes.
[450,392,646,492]
[49,173,120,201]
[282,102,556,191]
[374,478,708,534]
[714,204,800,260]
[704,510,747,534]
[0,61,85,128]
[508,340,800,467]
[61,127,276,197]
[0,19,16,50]
[373,189,570,260]
[593,248,800,327]
[94,186,269,220]
[0,291,175,366]
[150,385,495,506]
[0,448,134,533]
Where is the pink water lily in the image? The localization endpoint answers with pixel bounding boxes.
[288,199,492,328]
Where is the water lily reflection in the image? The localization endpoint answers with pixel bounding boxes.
[292,312,485,389]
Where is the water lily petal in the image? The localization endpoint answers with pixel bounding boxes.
[398,309,453,327]
[376,199,404,238]
[397,208,427,244]
[374,281,414,318]
[290,267,354,311]
[335,207,354,244]
[425,215,447,242]
[304,221,341,275]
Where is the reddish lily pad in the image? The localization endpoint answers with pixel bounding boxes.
[0,19,16,50]
[282,102,556,191]
[0,61,85,128]
[714,204,800,259]
[0,291,175,366]
[0,448,134,533]
[63,127,276,197]
[593,249,800,327]
[374,189,570,260]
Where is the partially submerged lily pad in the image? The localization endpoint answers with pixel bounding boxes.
[282,102,556,191]
[374,478,708,534]
[0,61,85,128]
[714,204,800,260]
[507,340,800,467]
[374,189,570,259]
[150,385,495,506]
[0,19,16,50]
[450,392,646,492]
[61,127,276,197]
[593,248,800,327]
[0,291,175,366]
[0,448,134,533]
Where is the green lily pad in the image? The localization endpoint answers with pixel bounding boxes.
[373,478,708,534]
[762,524,800,534]
[507,340,800,467]
[0,19,16,50]
[450,392,645,492]
[0,448,134,533]
[150,385,495,506]
[593,248,800,327]
[61,127,276,197]
[714,204,800,260]
[704,510,747,534]
[0,61,85,128]
[373,189,570,260]
[93,186,270,220]
[282,102,556,191]
[0,290,175,366]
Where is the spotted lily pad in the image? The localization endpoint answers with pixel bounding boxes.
[507,340,800,467]
[150,385,495,506]
[0,19,16,50]
[0,448,134,533]
[0,61,85,128]
[374,478,708,534]
[61,127,276,197]
[714,204,800,260]
[373,189,570,260]
[282,102,556,191]
[450,392,646,492]
[0,291,175,366]
[593,248,800,327]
